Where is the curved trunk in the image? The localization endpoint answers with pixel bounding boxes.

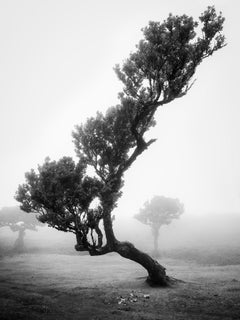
[103,210,169,286]
[114,240,169,286]
[75,213,169,285]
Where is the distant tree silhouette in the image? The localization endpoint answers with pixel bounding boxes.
[0,206,42,252]
[134,196,184,257]
[16,7,225,286]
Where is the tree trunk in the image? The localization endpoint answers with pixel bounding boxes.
[101,206,169,286]
[75,213,169,285]
[13,228,25,252]
[103,212,116,247]
[114,240,169,286]
[152,227,160,257]
[75,189,170,286]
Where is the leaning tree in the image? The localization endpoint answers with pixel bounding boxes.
[0,206,42,252]
[15,7,225,286]
[134,196,184,257]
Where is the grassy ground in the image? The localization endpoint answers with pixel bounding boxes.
[0,252,240,319]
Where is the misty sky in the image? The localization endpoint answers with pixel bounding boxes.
[0,0,239,219]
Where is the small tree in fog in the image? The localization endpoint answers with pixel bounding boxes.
[0,206,42,252]
[15,7,225,286]
[134,196,184,257]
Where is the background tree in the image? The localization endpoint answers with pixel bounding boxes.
[134,196,184,257]
[15,7,225,286]
[0,206,42,252]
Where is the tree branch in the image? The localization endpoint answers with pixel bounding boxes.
[88,245,111,256]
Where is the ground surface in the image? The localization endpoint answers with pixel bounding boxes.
[0,253,240,319]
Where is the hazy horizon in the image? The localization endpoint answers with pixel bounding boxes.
[1,0,240,223]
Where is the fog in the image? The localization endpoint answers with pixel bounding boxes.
[0,0,240,265]
[1,209,239,264]
[1,0,240,214]
[115,212,240,250]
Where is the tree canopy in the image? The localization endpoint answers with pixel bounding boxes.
[15,157,104,251]
[15,6,225,285]
[135,196,184,228]
[134,196,184,256]
[0,206,42,232]
[0,206,43,252]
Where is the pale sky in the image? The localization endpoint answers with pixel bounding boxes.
[0,0,239,219]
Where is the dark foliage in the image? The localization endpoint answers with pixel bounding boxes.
[15,7,225,285]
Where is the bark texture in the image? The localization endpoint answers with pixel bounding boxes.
[103,208,169,286]
[114,240,169,286]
